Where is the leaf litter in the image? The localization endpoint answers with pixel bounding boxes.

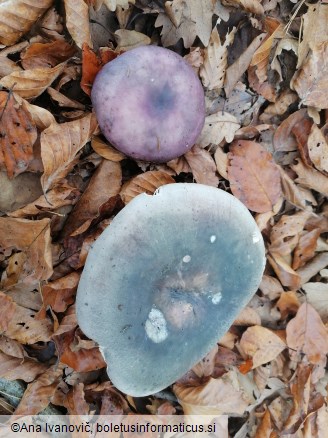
[0,1,327,436]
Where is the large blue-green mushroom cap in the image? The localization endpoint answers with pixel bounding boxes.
[76,183,266,396]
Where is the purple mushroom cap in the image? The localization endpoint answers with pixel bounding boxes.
[91,45,205,162]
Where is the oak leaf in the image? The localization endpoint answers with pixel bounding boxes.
[155,0,215,48]
[227,140,282,213]
[40,113,98,193]
[0,63,66,100]
[21,41,76,70]
[291,42,328,109]
[286,303,328,365]
[120,170,175,204]
[0,0,53,46]
[64,0,92,49]
[0,91,37,178]
[240,326,286,368]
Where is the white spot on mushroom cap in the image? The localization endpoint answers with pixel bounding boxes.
[252,230,261,243]
[210,235,216,243]
[145,308,168,343]
[182,255,191,263]
[211,292,222,304]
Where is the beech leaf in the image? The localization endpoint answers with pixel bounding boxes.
[228,140,282,213]
[64,0,92,49]
[184,145,219,187]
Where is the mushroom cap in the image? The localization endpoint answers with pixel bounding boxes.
[76,184,265,396]
[91,46,205,162]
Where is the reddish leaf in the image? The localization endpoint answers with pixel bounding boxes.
[81,44,120,96]
[0,91,37,178]
[292,119,313,167]
[21,41,76,69]
[228,140,282,212]
[40,271,80,313]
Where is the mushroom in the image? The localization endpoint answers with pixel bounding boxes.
[91,45,205,162]
[76,183,265,396]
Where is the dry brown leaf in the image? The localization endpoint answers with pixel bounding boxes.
[240,326,286,368]
[155,0,215,48]
[260,90,298,122]
[302,283,328,323]
[273,109,310,152]
[223,0,264,15]
[291,42,328,109]
[228,140,282,213]
[248,65,276,102]
[19,98,56,131]
[47,87,85,110]
[21,41,76,69]
[297,252,328,286]
[120,170,175,204]
[94,0,135,11]
[286,303,328,365]
[278,166,308,210]
[292,229,321,270]
[39,6,64,40]
[224,33,266,97]
[0,335,25,358]
[254,409,274,438]
[41,272,80,314]
[297,3,328,69]
[0,217,52,288]
[64,0,92,49]
[200,26,236,91]
[234,307,261,326]
[198,111,240,147]
[291,159,328,197]
[184,145,219,187]
[174,374,249,415]
[0,293,15,332]
[267,253,301,289]
[259,275,284,300]
[62,159,122,236]
[0,62,66,100]
[0,91,37,178]
[192,345,218,378]
[0,292,53,344]
[40,113,98,193]
[9,184,79,218]
[184,47,204,75]
[214,146,228,179]
[91,136,125,162]
[307,124,328,173]
[115,29,150,51]
[276,291,300,320]
[0,0,53,46]
[14,363,65,415]
[62,382,89,415]
[0,351,47,383]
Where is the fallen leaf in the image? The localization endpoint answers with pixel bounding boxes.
[200,26,236,91]
[174,375,249,415]
[81,44,119,96]
[224,33,266,97]
[214,146,228,179]
[302,283,328,323]
[292,118,313,167]
[41,272,80,314]
[278,166,309,210]
[297,3,328,69]
[40,113,98,193]
[273,109,310,152]
[307,124,328,173]
[47,87,85,110]
[240,326,286,368]
[259,275,284,300]
[0,293,15,332]
[0,292,53,344]
[234,307,261,326]
[184,145,219,187]
[84,380,130,415]
[260,90,298,122]
[155,0,215,48]
[276,291,300,320]
[0,217,52,288]
[120,170,175,204]
[39,6,64,41]
[21,41,76,69]
[91,136,125,161]
[64,0,93,49]
[198,111,240,147]
[14,363,65,415]
[9,183,80,218]
[228,140,282,213]
[291,159,328,197]
[254,408,274,438]
[0,351,47,383]
[95,0,135,11]
[0,336,25,359]
[62,382,89,415]
[0,0,53,46]
[292,229,321,270]
[286,303,328,365]
[0,62,66,100]
[0,172,43,213]
[192,345,218,378]
[62,159,122,236]
[115,29,151,51]
[267,253,301,289]
[223,0,264,15]
[291,42,328,109]
[0,91,37,178]
[297,252,328,286]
